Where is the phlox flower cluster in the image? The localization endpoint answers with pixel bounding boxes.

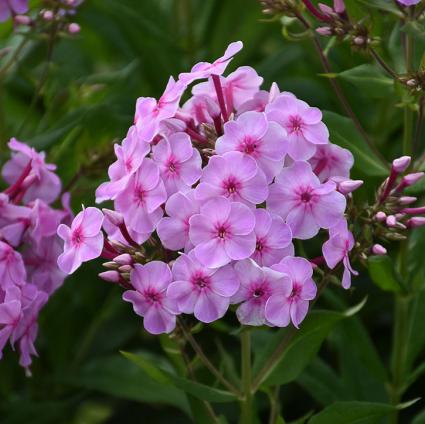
[58,41,361,335]
[0,139,71,373]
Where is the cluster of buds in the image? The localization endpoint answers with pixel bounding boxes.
[258,0,299,17]
[399,71,425,93]
[0,139,72,374]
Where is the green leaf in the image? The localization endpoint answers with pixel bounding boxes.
[308,400,417,424]
[322,111,388,177]
[406,288,425,369]
[334,65,394,99]
[355,0,401,14]
[121,351,237,403]
[367,256,404,293]
[413,408,425,424]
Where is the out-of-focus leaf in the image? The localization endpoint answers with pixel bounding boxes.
[367,256,404,293]
[413,408,425,424]
[288,411,314,424]
[406,288,425,370]
[355,0,401,14]
[323,111,388,176]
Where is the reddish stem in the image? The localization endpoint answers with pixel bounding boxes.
[212,75,229,122]
[119,223,139,248]
[186,126,208,143]
[302,0,330,21]
[4,160,32,197]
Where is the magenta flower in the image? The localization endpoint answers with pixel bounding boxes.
[179,41,243,85]
[266,256,317,328]
[0,296,21,359]
[215,111,287,183]
[167,252,239,323]
[396,0,420,5]
[237,82,281,114]
[0,0,28,22]
[134,77,186,142]
[251,209,293,266]
[0,241,26,289]
[96,126,150,202]
[2,139,61,204]
[231,259,290,326]
[322,219,358,289]
[189,196,256,268]
[182,94,220,126]
[152,132,202,195]
[192,66,263,111]
[122,261,178,334]
[266,94,329,160]
[268,161,346,239]
[195,151,268,205]
[308,143,354,182]
[157,190,200,251]
[57,207,104,274]
[114,158,167,234]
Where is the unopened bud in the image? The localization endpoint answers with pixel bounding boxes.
[401,206,425,215]
[14,15,31,26]
[403,172,424,186]
[42,10,54,21]
[385,232,407,241]
[375,211,386,222]
[353,36,365,45]
[118,264,132,273]
[407,217,425,228]
[372,244,387,256]
[399,196,417,205]
[114,253,132,265]
[392,156,411,173]
[316,27,332,36]
[406,79,417,87]
[68,23,81,34]
[334,0,346,14]
[386,215,397,227]
[99,271,121,283]
[339,179,363,195]
[102,209,124,226]
[102,261,118,269]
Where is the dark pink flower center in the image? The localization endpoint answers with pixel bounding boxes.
[71,226,85,247]
[125,158,133,173]
[256,237,268,252]
[222,176,241,196]
[288,115,304,134]
[240,137,259,155]
[166,157,180,176]
[216,224,229,239]
[249,281,271,304]
[144,288,163,305]
[191,272,211,290]
[134,186,146,205]
[289,283,301,300]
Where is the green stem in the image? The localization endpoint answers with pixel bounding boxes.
[240,330,253,424]
[403,107,414,157]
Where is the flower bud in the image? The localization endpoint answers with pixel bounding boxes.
[385,232,407,241]
[114,253,132,265]
[14,15,31,26]
[372,244,387,256]
[406,79,417,87]
[68,23,81,34]
[399,196,417,205]
[403,172,424,186]
[118,264,132,273]
[102,261,118,269]
[42,10,54,21]
[353,36,365,46]
[386,215,397,227]
[375,211,386,222]
[102,209,124,226]
[392,156,411,173]
[407,217,425,228]
[401,206,425,215]
[99,271,121,283]
[334,0,346,14]
[316,27,332,36]
[339,179,363,195]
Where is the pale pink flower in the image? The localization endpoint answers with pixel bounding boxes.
[266,94,329,160]
[195,151,268,206]
[0,241,26,289]
[215,111,288,182]
[266,256,317,328]
[152,132,202,195]
[267,161,346,239]
[0,0,28,22]
[122,261,178,334]
[167,252,239,323]
[0,296,21,359]
[57,207,104,274]
[231,259,290,326]
[397,0,420,5]
[189,196,256,268]
[237,82,281,114]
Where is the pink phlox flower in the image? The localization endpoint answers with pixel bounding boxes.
[134,77,186,142]
[237,82,281,114]
[0,0,28,22]
[192,66,263,112]
[308,143,354,182]
[231,258,290,326]
[396,0,421,5]
[0,241,26,289]
[215,111,288,182]
[167,251,239,323]
[178,41,243,85]
[96,126,150,202]
[57,207,104,274]
[157,190,200,251]
[322,218,357,289]
[114,158,166,234]
[189,196,256,268]
[266,94,329,160]
[152,132,202,195]
[267,161,346,239]
[2,138,61,204]
[251,209,293,266]
[102,212,150,246]
[0,289,22,359]
[266,256,317,328]
[195,151,268,206]
[122,261,178,334]
[182,94,220,126]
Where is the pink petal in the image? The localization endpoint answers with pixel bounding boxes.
[265,294,291,327]
[290,300,309,328]
[286,205,320,240]
[312,191,346,229]
[157,217,187,250]
[303,122,329,145]
[57,247,82,274]
[194,291,229,323]
[210,265,240,297]
[81,207,104,237]
[167,280,197,314]
[194,238,230,268]
[240,169,269,204]
[122,290,150,316]
[144,305,176,334]
[225,233,256,261]
[227,202,256,235]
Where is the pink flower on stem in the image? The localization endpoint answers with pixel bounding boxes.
[0,296,21,359]
[251,209,293,267]
[2,139,61,204]
[178,41,243,85]
[237,82,281,114]
[57,207,104,274]
[152,132,202,195]
[231,259,290,326]
[322,219,358,289]
[134,77,186,142]
[308,143,354,182]
[215,111,288,183]
[0,0,28,22]
[397,0,421,6]
[267,161,346,239]
[167,252,239,323]
[96,126,150,202]
[115,158,167,234]
[0,241,26,289]
[157,190,200,251]
[266,256,317,328]
[189,196,256,268]
[266,94,329,160]
[195,151,268,206]
[182,94,221,126]
[122,261,178,335]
